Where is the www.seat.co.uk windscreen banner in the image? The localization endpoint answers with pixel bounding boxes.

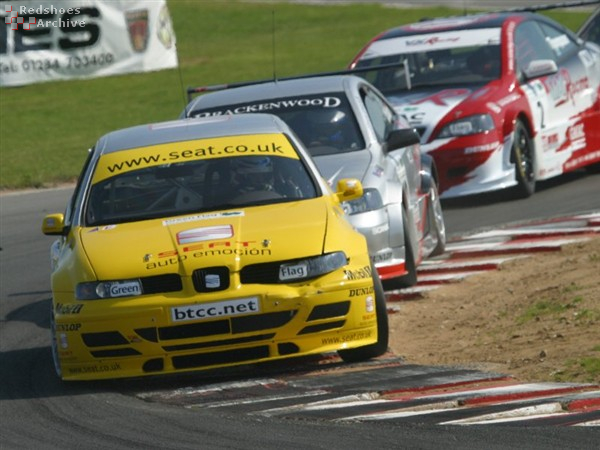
[1,0,178,86]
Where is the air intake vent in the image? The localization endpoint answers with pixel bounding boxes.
[142,273,183,294]
[240,261,281,284]
[298,320,346,335]
[82,331,129,347]
[91,348,141,358]
[307,301,350,321]
[172,346,270,369]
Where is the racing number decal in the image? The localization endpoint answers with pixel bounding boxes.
[523,80,547,131]
[536,99,545,129]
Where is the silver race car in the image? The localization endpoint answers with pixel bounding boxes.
[181,75,446,289]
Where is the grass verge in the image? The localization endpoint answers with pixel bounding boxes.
[0,1,591,189]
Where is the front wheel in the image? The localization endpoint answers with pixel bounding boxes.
[338,268,389,363]
[585,161,600,174]
[512,120,536,198]
[427,180,446,257]
[383,208,417,290]
[50,311,63,379]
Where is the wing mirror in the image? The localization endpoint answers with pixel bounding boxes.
[386,128,420,152]
[523,59,558,80]
[336,178,363,203]
[42,213,66,236]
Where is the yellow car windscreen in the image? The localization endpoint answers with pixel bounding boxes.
[85,134,317,226]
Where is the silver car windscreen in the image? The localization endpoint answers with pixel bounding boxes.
[191,93,366,157]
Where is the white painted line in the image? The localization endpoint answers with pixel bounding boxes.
[466,227,600,238]
[137,378,283,399]
[450,237,590,253]
[337,402,459,422]
[336,386,599,423]
[420,256,523,269]
[440,402,564,425]
[445,239,509,251]
[574,420,600,426]
[416,271,486,281]
[497,237,591,248]
[187,390,331,409]
[257,392,382,416]
[387,304,402,313]
[387,383,589,403]
[574,212,600,220]
[386,285,440,295]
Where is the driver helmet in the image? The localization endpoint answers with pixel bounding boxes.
[231,157,274,191]
[306,109,347,146]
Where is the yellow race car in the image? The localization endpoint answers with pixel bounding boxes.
[42,114,389,381]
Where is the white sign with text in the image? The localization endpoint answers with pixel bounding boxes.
[1,0,178,86]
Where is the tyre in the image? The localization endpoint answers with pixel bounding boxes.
[50,311,63,379]
[585,161,600,174]
[383,208,417,290]
[338,268,389,363]
[512,120,535,198]
[427,180,446,257]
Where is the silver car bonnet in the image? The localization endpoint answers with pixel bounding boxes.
[312,150,372,186]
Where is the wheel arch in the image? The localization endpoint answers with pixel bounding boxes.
[385,177,418,265]
[503,108,535,164]
[419,153,438,194]
[507,112,537,177]
[383,179,406,249]
[400,185,420,266]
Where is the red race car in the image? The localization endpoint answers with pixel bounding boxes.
[349,7,600,199]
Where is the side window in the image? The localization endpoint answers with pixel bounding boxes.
[538,22,579,61]
[64,148,95,227]
[362,87,395,142]
[580,13,600,46]
[514,21,556,74]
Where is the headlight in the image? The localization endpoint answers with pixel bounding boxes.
[279,252,348,282]
[437,114,495,138]
[342,188,383,215]
[76,279,142,300]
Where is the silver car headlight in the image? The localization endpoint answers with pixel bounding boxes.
[279,251,348,282]
[76,279,143,300]
[437,114,495,138]
[342,188,383,215]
